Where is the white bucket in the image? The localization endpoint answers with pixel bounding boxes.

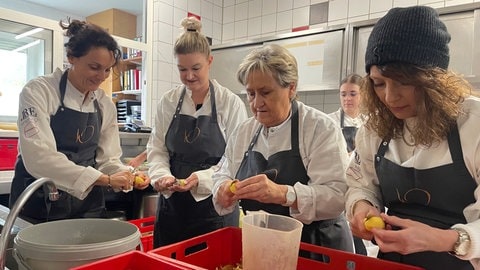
[13,218,141,270]
[242,212,303,270]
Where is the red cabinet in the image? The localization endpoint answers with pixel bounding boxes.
[0,138,18,170]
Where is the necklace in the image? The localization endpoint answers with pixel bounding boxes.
[402,124,416,147]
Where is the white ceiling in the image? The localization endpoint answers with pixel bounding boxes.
[22,0,143,17]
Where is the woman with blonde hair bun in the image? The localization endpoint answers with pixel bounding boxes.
[147,17,248,247]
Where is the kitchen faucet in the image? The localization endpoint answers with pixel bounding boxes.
[0,178,59,269]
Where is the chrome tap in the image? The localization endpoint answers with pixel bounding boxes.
[0,178,59,269]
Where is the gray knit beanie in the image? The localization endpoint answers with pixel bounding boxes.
[365,6,451,73]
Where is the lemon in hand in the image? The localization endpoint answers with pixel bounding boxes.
[364,216,385,231]
[177,179,186,186]
[134,176,145,185]
[229,180,238,194]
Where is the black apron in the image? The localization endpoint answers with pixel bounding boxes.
[340,109,358,153]
[154,82,238,247]
[10,70,105,224]
[375,125,475,270]
[236,100,354,261]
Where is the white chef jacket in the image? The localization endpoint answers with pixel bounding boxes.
[328,108,363,128]
[212,101,350,224]
[147,79,248,201]
[345,96,480,266]
[17,68,129,200]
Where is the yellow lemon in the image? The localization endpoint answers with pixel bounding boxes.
[134,176,145,185]
[177,179,186,186]
[364,216,385,231]
[229,181,238,194]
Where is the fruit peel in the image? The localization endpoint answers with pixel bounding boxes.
[364,216,385,231]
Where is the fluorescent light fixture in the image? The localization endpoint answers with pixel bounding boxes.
[12,40,41,52]
[15,27,44,39]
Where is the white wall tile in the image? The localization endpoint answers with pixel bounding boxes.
[262,0,278,15]
[276,10,293,31]
[328,0,348,21]
[174,7,187,32]
[349,0,369,17]
[445,0,474,6]
[278,0,294,12]
[201,1,213,20]
[328,18,348,26]
[159,0,174,6]
[369,10,388,20]
[213,0,223,7]
[294,0,310,8]
[174,0,188,11]
[309,22,328,30]
[311,0,328,3]
[223,5,235,23]
[348,15,369,23]
[156,61,174,82]
[188,0,201,15]
[213,5,222,23]
[262,13,277,34]
[423,2,445,8]
[222,22,235,41]
[393,0,418,7]
[157,21,174,43]
[248,17,262,36]
[370,0,393,14]
[224,0,235,7]
[213,22,222,41]
[202,18,213,38]
[248,0,263,19]
[155,81,173,100]
[235,2,248,21]
[418,0,443,4]
[235,20,248,38]
[155,41,174,63]
[292,6,310,28]
[249,0,263,18]
[156,2,174,24]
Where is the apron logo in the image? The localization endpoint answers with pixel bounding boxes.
[184,127,201,143]
[396,188,431,205]
[76,125,95,144]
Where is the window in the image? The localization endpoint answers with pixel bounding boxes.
[0,19,53,123]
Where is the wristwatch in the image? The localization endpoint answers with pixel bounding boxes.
[450,228,471,256]
[282,185,296,207]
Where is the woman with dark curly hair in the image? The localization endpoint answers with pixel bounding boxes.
[345,6,480,270]
[10,19,150,224]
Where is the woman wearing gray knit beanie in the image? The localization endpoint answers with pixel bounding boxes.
[345,5,480,270]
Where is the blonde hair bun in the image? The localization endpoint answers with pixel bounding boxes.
[181,17,202,33]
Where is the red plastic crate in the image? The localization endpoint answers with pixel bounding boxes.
[149,227,424,270]
[0,138,18,170]
[129,216,155,252]
[70,250,203,270]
